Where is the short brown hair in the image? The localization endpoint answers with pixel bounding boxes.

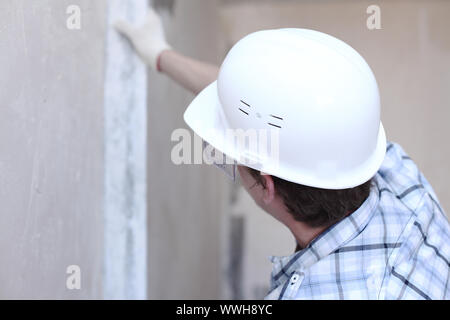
[247,168,373,228]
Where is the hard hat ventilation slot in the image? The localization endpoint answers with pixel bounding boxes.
[268,123,282,129]
[268,114,283,128]
[238,108,249,115]
[270,114,283,120]
[240,100,251,107]
[238,100,251,116]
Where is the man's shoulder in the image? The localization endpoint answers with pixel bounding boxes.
[373,141,450,299]
[377,141,424,193]
[381,192,450,299]
[375,140,444,218]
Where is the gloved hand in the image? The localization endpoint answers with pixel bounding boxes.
[114,8,172,71]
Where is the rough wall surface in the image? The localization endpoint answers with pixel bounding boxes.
[147,0,229,299]
[104,0,148,300]
[0,0,105,299]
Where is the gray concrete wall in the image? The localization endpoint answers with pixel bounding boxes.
[0,0,105,299]
[147,0,230,299]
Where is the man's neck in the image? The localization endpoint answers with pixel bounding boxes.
[289,221,328,250]
[266,199,329,250]
[266,198,350,251]
[289,210,356,251]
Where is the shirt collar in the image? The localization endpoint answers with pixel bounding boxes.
[269,180,381,288]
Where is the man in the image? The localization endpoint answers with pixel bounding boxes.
[115,9,450,300]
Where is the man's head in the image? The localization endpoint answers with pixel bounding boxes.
[238,165,372,229]
[185,28,386,194]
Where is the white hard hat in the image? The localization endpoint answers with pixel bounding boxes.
[184,28,386,189]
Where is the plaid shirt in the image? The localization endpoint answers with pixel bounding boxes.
[265,141,450,300]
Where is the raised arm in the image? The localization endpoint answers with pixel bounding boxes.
[158,49,219,95]
[114,8,219,95]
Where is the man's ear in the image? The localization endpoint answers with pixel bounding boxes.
[260,174,275,205]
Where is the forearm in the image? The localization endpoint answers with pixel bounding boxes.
[159,50,220,95]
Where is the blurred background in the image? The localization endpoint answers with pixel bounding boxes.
[0,0,449,299]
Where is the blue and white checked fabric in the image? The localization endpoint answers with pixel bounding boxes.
[265,141,450,300]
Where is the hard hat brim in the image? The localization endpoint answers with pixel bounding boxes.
[184,81,387,189]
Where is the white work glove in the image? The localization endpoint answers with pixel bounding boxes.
[114,8,172,71]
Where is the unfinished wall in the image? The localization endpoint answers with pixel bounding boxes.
[104,0,148,300]
[0,0,105,299]
[147,0,230,299]
[220,0,450,298]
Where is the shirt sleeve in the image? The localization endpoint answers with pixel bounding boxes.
[377,141,444,211]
